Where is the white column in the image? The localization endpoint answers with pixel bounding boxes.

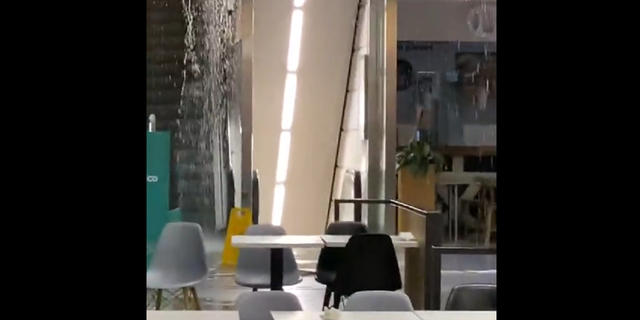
[253,0,360,234]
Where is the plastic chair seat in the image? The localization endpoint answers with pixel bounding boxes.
[146,269,206,290]
[234,224,302,289]
[315,270,336,285]
[236,291,303,320]
[445,284,497,311]
[145,222,209,291]
[235,269,302,289]
[344,291,414,311]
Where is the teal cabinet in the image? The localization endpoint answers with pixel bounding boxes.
[147,131,171,268]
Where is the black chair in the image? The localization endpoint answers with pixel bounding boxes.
[445,284,496,310]
[315,221,368,309]
[333,234,402,308]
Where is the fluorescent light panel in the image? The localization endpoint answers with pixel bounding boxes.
[281,73,298,130]
[275,131,291,183]
[272,2,305,226]
[286,10,304,72]
[271,184,286,226]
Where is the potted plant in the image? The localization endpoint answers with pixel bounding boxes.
[396,138,445,231]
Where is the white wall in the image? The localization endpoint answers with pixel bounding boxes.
[253,0,291,226]
[253,0,360,234]
[398,0,496,42]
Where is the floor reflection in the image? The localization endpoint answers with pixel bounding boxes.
[147,236,496,311]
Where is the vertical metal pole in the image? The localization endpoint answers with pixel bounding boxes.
[384,0,398,234]
[148,114,156,132]
[432,216,443,310]
[454,185,458,242]
[366,0,386,233]
[448,186,452,241]
[251,169,260,224]
[354,171,363,222]
[240,0,254,211]
[423,213,444,310]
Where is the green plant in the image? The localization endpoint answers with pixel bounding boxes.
[396,139,445,177]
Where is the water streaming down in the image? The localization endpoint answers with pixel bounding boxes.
[176,0,240,264]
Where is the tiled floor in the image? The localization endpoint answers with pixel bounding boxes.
[147,233,496,311]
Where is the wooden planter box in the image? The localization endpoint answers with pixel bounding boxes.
[397,167,437,309]
[398,167,437,228]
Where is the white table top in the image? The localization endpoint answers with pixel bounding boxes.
[272,311,421,320]
[231,235,325,248]
[414,311,496,320]
[320,235,419,248]
[147,311,239,320]
[146,310,494,320]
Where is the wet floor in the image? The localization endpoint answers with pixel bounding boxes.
[147,235,496,311]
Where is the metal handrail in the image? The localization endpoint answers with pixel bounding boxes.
[333,197,444,309]
[333,197,496,310]
[325,170,364,227]
[433,246,496,255]
[333,198,440,222]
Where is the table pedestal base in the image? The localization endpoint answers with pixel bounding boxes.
[270,248,284,291]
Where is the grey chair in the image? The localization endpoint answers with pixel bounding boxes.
[146,222,208,310]
[235,224,302,290]
[236,291,303,320]
[445,284,497,310]
[343,291,414,311]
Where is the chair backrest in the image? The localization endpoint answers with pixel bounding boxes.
[316,222,368,274]
[334,234,402,296]
[236,291,303,320]
[236,224,299,274]
[325,221,368,235]
[344,291,414,311]
[165,207,182,223]
[148,222,208,282]
[445,284,497,311]
[245,224,286,236]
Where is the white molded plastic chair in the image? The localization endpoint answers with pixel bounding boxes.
[234,224,301,289]
[236,291,303,320]
[343,291,414,311]
[146,222,208,309]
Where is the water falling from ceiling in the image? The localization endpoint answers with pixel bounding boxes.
[176,0,241,239]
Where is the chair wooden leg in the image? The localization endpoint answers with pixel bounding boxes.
[154,289,163,310]
[182,287,191,310]
[189,287,202,310]
[322,287,332,309]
